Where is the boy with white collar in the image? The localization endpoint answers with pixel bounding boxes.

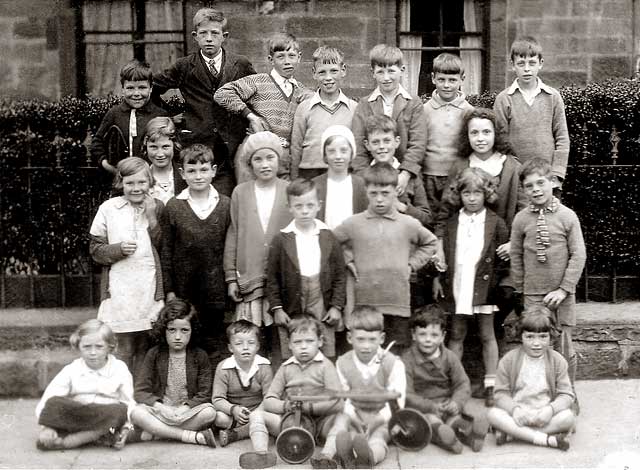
[266,178,347,360]
[159,143,231,362]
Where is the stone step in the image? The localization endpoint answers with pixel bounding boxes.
[1,303,640,397]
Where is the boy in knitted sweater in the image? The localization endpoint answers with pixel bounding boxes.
[510,158,585,404]
[333,306,406,468]
[159,144,231,362]
[215,32,311,180]
[493,36,570,195]
[212,320,273,447]
[333,163,437,352]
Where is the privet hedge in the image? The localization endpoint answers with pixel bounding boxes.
[1,80,640,276]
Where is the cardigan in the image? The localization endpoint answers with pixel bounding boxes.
[435,154,526,238]
[134,346,213,408]
[223,179,292,295]
[90,101,168,166]
[422,91,474,176]
[290,90,357,177]
[510,202,586,295]
[351,92,426,177]
[311,173,368,225]
[152,48,256,166]
[160,194,231,310]
[494,347,574,415]
[266,226,347,315]
[212,355,273,415]
[440,209,510,311]
[89,197,165,302]
[493,82,570,179]
[333,208,437,317]
[402,344,471,414]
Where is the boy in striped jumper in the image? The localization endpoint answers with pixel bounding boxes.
[212,320,273,447]
[215,32,311,180]
[333,306,406,468]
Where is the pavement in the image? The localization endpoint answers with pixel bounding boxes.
[2,379,640,470]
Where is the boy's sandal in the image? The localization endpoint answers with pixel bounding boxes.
[335,431,355,469]
[352,433,375,469]
[219,428,238,447]
[468,416,489,452]
[549,433,570,451]
[239,451,277,469]
[494,430,508,446]
[198,428,217,448]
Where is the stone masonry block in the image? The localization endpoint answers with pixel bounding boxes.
[286,16,365,39]
[571,0,630,18]
[13,17,46,39]
[12,41,45,64]
[540,71,588,87]
[592,55,631,82]
[315,0,382,17]
[228,16,287,41]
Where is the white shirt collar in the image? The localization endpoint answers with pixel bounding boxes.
[270,68,298,87]
[78,354,115,378]
[507,77,553,96]
[368,84,412,102]
[201,49,223,70]
[370,157,400,169]
[309,90,353,108]
[283,351,325,366]
[176,184,219,203]
[469,153,507,177]
[459,207,487,224]
[281,219,329,235]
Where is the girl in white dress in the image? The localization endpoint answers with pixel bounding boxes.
[90,157,164,377]
[433,167,509,406]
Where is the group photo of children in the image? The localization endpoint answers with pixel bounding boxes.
[34,6,588,469]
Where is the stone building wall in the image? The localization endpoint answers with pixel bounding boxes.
[490,0,636,90]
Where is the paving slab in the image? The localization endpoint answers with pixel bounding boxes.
[1,380,640,469]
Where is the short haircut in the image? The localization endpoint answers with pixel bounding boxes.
[151,298,201,345]
[287,178,317,203]
[268,32,300,55]
[519,157,554,182]
[457,107,510,157]
[70,319,117,352]
[364,114,398,139]
[312,46,345,67]
[410,304,447,332]
[180,143,215,166]
[369,44,404,68]
[287,314,322,338]
[432,53,464,75]
[192,8,227,31]
[120,59,153,86]
[142,116,182,158]
[348,306,384,332]
[444,166,498,208]
[510,36,543,61]
[518,305,557,336]
[113,156,154,190]
[226,319,261,344]
[363,162,398,187]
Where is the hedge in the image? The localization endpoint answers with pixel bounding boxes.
[1,80,640,276]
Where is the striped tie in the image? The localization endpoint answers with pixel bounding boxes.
[530,197,558,263]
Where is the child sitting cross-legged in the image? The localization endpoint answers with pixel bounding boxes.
[212,320,273,447]
[35,320,135,451]
[129,299,217,447]
[333,306,406,468]
[487,306,575,451]
[239,315,344,469]
[402,304,489,453]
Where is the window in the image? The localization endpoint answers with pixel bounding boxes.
[398,0,487,97]
[77,0,188,96]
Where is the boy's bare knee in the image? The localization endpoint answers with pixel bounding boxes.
[555,409,575,430]
[486,407,506,425]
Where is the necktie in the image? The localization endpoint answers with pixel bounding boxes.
[128,109,136,157]
[282,79,292,97]
[530,197,557,263]
[209,60,218,77]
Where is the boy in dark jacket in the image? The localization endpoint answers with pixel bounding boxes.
[266,178,346,359]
